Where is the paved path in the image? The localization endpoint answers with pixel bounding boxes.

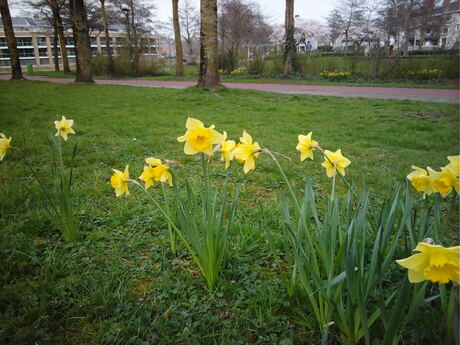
[1,75,458,103]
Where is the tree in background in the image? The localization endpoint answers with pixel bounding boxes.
[218,0,272,70]
[70,0,93,82]
[112,0,155,76]
[0,0,24,79]
[283,0,296,73]
[100,0,114,73]
[172,0,183,76]
[197,0,220,88]
[24,0,70,73]
[179,0,199,64]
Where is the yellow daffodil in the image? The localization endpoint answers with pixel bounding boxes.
[407,166,434,198]
[232,131,261,174]
[296,132,318,161]
[177,117,224,156]
[0,133,11,161]
[139,157,173,189]
[219,131,236,169]
[321,149,351,177]
[396,242,459,284]
[54,116,75,141]
[445,155,460,177]
[428,167,458,196]
[110,165,130,197]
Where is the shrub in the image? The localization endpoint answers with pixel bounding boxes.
[91,54,109,76]
[219,51,238,73]
[247,55,266,75]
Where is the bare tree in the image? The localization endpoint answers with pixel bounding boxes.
[112,0,156,75]
[179,0,199,64]
[24,0,71,73]
[70,0,94,82]
[326,9,345,47]
[284,0,296,73]
[172,0,183,76]
[197,0,220,88]
[0,0,24,79]
[100,0,114,73]
[219,0,272,57]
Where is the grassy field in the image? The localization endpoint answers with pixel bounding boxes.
[27,66,460,89]
[0,81,458,344]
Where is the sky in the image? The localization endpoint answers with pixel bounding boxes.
[11,0,336,25]
[146,0,335,25]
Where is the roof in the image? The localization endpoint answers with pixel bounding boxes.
[0,17,52,29]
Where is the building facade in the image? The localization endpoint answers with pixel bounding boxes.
[0,17,161,70]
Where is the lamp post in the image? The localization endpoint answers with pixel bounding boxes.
[122,7,135,75]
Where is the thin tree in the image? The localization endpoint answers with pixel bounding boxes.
[70,0,94,82]
[197,0,220,88]
[172,0,184,76]
[283,0,296,74]
[24,0,71,73]
[0,0,24,79]
[49,0,71,73]
[179,0,199,64]
[100,0,114,74]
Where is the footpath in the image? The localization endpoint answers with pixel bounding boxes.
[1,75,458,103]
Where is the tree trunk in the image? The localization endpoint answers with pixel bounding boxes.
[0,0,24,79]
[283,0,296,74]
[100,0,114,74]
[70,0,94,82]
[172,0,184,76]
[197,0,220,89]
[53,23,60,72]
[51,1,70,74]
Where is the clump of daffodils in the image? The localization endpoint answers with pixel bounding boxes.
[407,156,459,198]
[296,132,352,178]
[396,241,459,284]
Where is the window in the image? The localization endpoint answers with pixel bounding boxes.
[65,37,74,46]
[0,60,11,67]
[90,37,97,45]
[18,48,35,57]
[442,27,448,34]
[38,48,48,57]
[16,37,33,46]
[39,57,50,65]
[20,58,36,66]
[0,38,6,47]
[0,49,10,58]
[67,48,76,56]
[37,37,47,46]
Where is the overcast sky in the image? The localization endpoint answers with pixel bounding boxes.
[12,0,336,25]
[155,0,336,24]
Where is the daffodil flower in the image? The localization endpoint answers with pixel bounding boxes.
[446,155,459,178]
[428,167,458,196]
[321,149,351,177]
[396,242,459,284]
[54,116,76,141]
[219,131,236,169]
[0,133,11,161]
[232,130,261,174]
[296,132,318,161]
[110,165,130,197]
[177,117,225,156]
[407,166,434,198]
[139,157,173,189]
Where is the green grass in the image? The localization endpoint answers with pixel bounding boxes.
[0,81,458,344]
[26,65,459,89]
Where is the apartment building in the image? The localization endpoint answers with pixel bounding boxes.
[0,17,161,70]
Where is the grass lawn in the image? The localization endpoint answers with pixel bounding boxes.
[27,66,460,89]
[0,81,458,344]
